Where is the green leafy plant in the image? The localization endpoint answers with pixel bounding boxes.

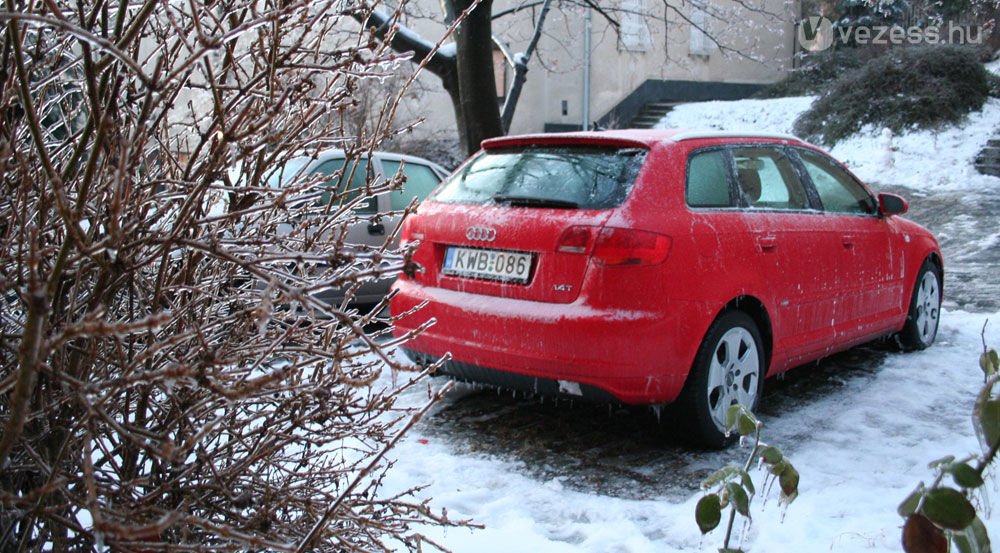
[695,405,800,553]
[899,333,999,553]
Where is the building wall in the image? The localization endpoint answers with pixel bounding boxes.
[393,0,799,141]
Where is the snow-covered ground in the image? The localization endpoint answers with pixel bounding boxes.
[374,95,1000,551]
[381,312,997,552]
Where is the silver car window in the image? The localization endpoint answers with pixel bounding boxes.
[381,160,443,211]
[312,158,377,214]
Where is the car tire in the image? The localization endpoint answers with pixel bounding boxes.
[675,311,765,449]
[898,260,942,351]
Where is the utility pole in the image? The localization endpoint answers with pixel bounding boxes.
[582,7,592,130]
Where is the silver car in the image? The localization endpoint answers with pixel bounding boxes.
[265,149,449,305]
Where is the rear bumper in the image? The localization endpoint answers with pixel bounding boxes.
[391,279,709,404]
[403,349,622,402]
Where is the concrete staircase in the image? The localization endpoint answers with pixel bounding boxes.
[975,138,1000,177]
[628,101,683,129]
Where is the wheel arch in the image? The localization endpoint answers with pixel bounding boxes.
[903,250,944,311]
[672,297,773,448]
[721,295,774,375]
[926,251,944,287]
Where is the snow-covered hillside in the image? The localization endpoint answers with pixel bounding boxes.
[374,96,1000,552]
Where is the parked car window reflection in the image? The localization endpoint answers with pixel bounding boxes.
[312,158,377,213]
[264,157,309,188]
[731,147,808,210]
[686,149,733,208]
[798,149,876,215]
[382,160,443,210]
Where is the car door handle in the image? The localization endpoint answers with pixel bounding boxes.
[756,236,777,252]
[842,235,855,249]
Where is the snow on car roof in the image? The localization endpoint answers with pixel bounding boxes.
[481,129,804,150]
[669,130,803,142]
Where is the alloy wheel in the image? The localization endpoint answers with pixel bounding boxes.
[915,270,941,345]
[706,327,760,432]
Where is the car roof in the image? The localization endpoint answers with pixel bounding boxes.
[298,148,448,173]
[481,129,805,150]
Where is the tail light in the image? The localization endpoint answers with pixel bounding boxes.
[399,218,425,281]
[399,217,413,247]
[556,226,594,254]
[592,227,671,266]
[399,217,424,248]
[556,226,671,266]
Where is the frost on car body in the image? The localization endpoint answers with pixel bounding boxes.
[391,129,943,447]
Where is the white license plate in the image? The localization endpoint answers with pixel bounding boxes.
[442,247,533,283]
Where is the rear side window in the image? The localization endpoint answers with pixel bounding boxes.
[312,158,377,214]
[264,158,309,187]
[686,149,732,207]
[381,160,443,210]
[797,149,876,215]
[731,147,808,210]
[432,146,646,209]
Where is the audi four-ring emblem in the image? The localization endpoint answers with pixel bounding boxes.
[465,226,497,242]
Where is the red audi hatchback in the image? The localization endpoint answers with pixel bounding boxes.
[391,130,942,447]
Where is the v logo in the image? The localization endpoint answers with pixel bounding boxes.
[802,17,820,41]
[798,16,833,51]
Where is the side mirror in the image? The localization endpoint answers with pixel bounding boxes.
[368,222,386,235]
[878,193,909,216]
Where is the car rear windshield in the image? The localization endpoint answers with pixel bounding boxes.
[432,146,647,209]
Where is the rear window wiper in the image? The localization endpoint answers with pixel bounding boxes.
[492,194,579,209]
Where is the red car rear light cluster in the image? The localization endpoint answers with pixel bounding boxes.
[399,218,414,247]
[556,226,593,254]
[594,227,671,266]
[556,226,671,266]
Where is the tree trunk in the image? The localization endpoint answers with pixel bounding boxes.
[500,0,552,133]
[451,0,503,156]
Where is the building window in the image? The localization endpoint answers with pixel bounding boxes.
[493,48,508,102]
[689,6,713,57]
[620,0,652,52]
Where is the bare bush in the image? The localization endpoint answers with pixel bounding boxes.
[0,1,461,550]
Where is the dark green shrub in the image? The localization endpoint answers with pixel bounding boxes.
[755,48,870,99]
[794,46,990,145]
[987,71,1000,98]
